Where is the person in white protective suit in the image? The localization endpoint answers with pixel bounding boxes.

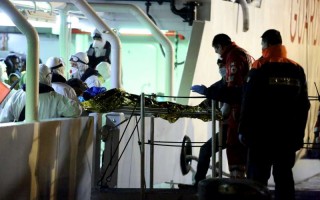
[87,28,111,69]
[96,61,111,89]
[69,52,103,88]
[0,64,82,122]
[45,56,78,102]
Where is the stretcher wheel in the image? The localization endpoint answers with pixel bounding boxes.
[180,135,193,175]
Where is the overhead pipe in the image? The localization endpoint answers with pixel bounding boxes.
[58,8,70,79]
[67,3,174,96]
[69,0,122,89]
[0,0,40,122]
[238,0,249,32]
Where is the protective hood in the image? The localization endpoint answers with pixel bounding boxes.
[39,64,52,86]
[96,61,111,80]
[46,57,65,78]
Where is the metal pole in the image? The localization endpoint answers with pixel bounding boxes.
[140,93,145,199]
[58,8,70,79]
[211,100,216,178]
[150,117,154,189]
[218,114,223,178]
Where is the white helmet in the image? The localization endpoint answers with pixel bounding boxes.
[69,52,89,65]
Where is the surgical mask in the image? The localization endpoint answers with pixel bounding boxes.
[219,67,227,78]
[72,63,88,79]
[70,67,82,79]
[92,40,105,49]
[70,67,78,76]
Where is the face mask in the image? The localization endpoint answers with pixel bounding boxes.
[219,67,227,78]
[70,67,78,76]
[92,40,105,49]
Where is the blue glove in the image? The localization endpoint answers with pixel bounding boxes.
[191,85,207,95]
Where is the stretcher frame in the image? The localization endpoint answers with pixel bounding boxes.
[109,94,221,198]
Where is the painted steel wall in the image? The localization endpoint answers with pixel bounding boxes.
[0,117,94,199]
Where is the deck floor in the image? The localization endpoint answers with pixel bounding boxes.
[92,173,320,200]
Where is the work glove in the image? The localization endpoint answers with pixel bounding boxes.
[191,85,207,95]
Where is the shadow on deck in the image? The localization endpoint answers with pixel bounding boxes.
[91,188,320,200]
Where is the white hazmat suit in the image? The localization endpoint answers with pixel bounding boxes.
[0,64,82,122]
[70,52,102,88]
[46,56,78,102]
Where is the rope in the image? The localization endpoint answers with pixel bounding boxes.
[105,117,141,182]
[97,103,138,187]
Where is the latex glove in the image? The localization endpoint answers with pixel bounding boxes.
[191,85,207,95]
[238,133,247,146]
